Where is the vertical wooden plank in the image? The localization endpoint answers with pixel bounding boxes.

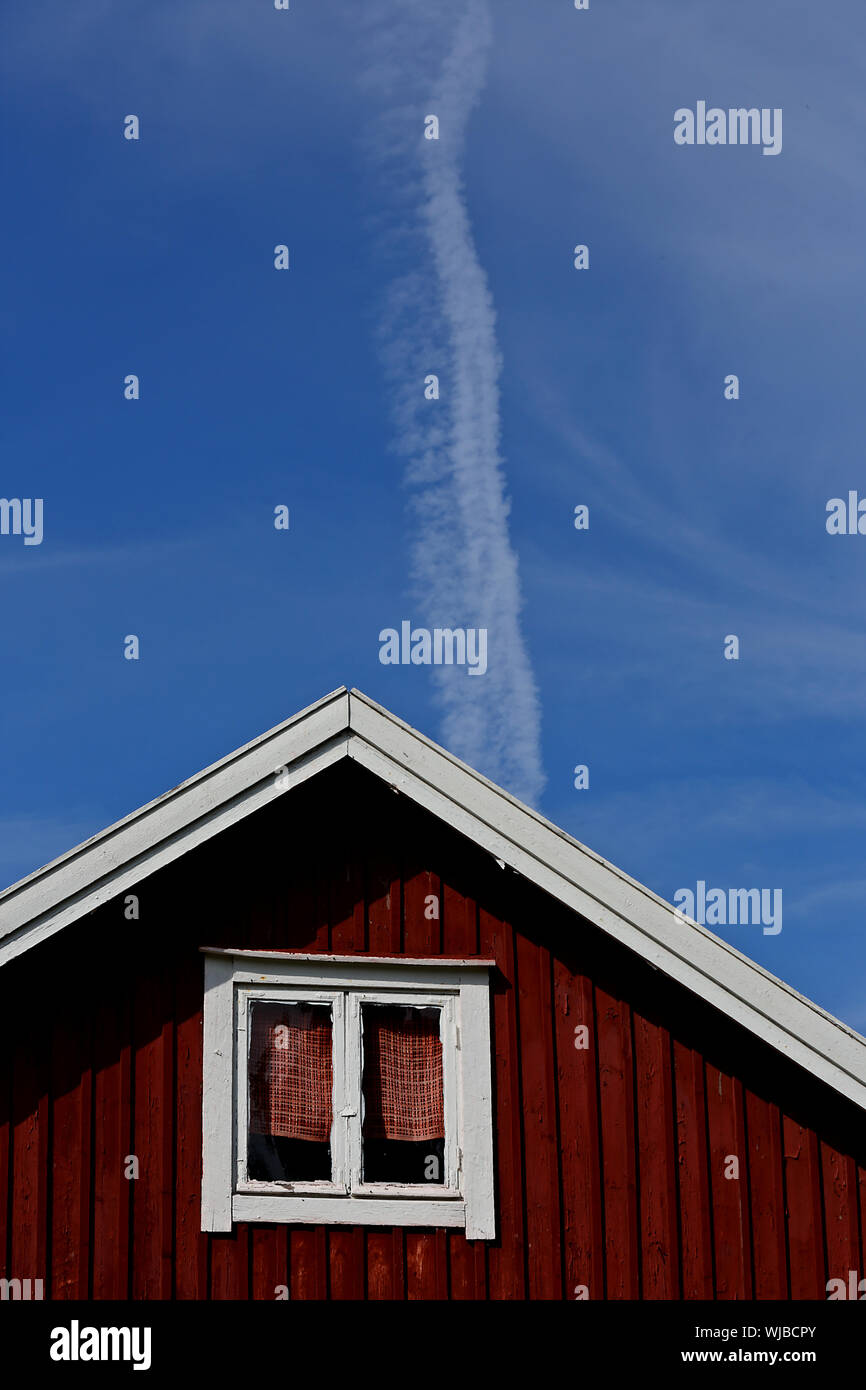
[403,853,448,1299]
[244,848,278,952]
[672,1038,713,1299]
[365,820,406,1298]
[442,863,486,1300]
[175,954,207,1300]
[633,1011,679,1299]
[366,1226,405,1300]
[481,908,525,1300]
[0,986,10,1282]
[251,1225,289,1300]
[92,985,132,1300]
[858,1162,866,1289]
[210,1231,250,1300]
[705,1063,752,1298]
[290,1229,328,1299]
[405,1227,449,1300]
[282,833,323,954]
[284,803,339,1301]
[366,816,402,960]
[312,833,332,954]
[245,849,289,1302]
[131,965,175,1299]
[821,1141,859,1293]
[446,1234,486,1299]
[328,1221,366,1301]
[782,1119,825,1298]
[404,863,441,958]
[554,960,603,1301]
[516,934,561,1299]
[207,859,248,1302]
[744,1090,787,1298]
[10,997,49,1294]
[79,1058,94,1298]
[281,805,330,957]
[326,820,366,1300]
[441,871,479,958]
[595,983,639,1299]
[50,990,92,1298]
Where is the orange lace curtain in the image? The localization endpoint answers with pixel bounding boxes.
[249,1004,333,1142]
[249,1002,444,1143]
[362,1008,444,1142]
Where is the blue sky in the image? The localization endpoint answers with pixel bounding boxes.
[3,1,866,1028]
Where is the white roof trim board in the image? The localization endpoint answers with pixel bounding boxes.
[2,686,866,1112]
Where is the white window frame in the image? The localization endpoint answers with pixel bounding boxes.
[201,950,496,1239]
[237,987,347,1197]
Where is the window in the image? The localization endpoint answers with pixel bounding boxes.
[201,951,495,1238]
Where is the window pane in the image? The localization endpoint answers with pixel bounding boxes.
[247,1001,333,1183]
[362,1004,445,1185]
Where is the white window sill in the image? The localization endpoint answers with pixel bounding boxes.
[232,1192,468,1228]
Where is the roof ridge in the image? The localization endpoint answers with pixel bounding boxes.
[1,686,864,1113]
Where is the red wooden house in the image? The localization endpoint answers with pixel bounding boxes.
[1,686,865,1301]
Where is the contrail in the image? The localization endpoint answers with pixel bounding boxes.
[360,0,545,805]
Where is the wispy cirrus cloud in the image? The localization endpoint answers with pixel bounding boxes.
[360,0,544,804]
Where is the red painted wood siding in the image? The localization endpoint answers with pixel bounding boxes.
[0,760,863,1300]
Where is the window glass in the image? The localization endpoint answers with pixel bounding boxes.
[247,1000,333,1182]
[361,1003,445,1184]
